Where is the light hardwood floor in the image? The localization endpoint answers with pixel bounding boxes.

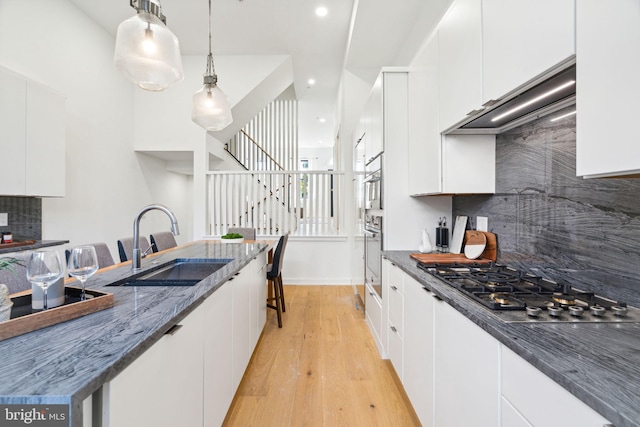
[223,285,420,426]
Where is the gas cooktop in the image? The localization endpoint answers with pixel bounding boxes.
[418,262,640,323]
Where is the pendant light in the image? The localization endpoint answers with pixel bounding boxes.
[114,0,184,91]
[191,0,233,131]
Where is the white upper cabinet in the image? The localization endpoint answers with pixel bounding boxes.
[437,0,575,132]
[438,0,483,132]
[576,0,640,178]
[441,134,495,194]
[0,66,65,197]
[408,33,442,195]
[410,32,495,196]
[482,0,575,105]
[25,81,66,197]
[0,69,27,195]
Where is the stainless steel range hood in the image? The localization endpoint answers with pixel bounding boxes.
[446,58,576,135]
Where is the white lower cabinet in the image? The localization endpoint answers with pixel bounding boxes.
[501,346,610,427]
[403,275,434,426]
[203,282,234,427]
[433,298,500,427]
[105,256,267,427]
[106,306,204,427]
[365,281,384,357]
[387,261,404,380]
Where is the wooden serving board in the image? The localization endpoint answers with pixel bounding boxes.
[0,240,36,249]
[0,287,114,341]
[468,231,497,261]
[410,253,493,265]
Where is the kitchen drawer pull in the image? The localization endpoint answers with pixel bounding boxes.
[165,324,183,336]
[390,326,397,333]
[391,285,398,291]
[369,292,375,296]
[432,294,443,301]
[422,286,431,293]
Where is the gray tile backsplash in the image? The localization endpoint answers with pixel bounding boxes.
[453,108,640,279]
[0,197,42,241]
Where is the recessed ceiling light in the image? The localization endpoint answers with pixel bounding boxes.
[315,6,328,17]
[308,78,316,86]
[317,117,326,123]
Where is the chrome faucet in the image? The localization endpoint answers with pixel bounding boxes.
[132,204,180,271]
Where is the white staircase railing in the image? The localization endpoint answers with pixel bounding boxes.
[207,171,343,237]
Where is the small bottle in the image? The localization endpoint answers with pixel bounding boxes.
[1,232,12,244]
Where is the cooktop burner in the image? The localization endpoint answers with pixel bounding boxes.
[417,262,640,323]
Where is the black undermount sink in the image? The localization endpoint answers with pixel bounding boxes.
[108,258,233,287]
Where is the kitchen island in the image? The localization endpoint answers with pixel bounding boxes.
[384,250,640,427]
[0,240,271,427]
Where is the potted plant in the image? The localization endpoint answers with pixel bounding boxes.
[0,257,24,322]
[220,233,244,243]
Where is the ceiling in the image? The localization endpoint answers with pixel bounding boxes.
[68,0,447,149]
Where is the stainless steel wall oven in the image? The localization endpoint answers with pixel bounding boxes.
[364,214,383,299]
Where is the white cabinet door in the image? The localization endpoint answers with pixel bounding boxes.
[253,253,268,341]
[203,282,234,427]
[501,346,610,427]
[0,66,65,197]
[408,33,442,195]
[441,134,495,194]
[0,68,27,195]
[367,75,384,162]
[438,0,483,131]
[25,81,65,197]
[482,0,575,104]
[387,263,404,379]
[433,299,500,427]
[365,281,384,358]
[501,396,532,427]
[403,275,435,427]
[576,0,640,178]
[107,308,204,427]
[232,268,253,389]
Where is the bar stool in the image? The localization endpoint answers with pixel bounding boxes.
[149,231,178,252]
[117,237,151,262]
[266,233,289,328]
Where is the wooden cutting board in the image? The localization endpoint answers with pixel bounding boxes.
[474,231,497,261]
[410,253,493,265]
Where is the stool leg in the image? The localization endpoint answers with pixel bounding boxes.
[273,277,283,328]
[278,273,286,312]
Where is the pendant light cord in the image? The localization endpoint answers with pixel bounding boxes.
[206,0,216,78]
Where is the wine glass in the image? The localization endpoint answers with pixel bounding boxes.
[27,250,63,310]
[67,246,99,301]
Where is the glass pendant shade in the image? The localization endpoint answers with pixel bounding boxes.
[192,82,233,131]
[114,10,183,91]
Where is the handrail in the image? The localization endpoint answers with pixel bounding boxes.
[239,130,286,171]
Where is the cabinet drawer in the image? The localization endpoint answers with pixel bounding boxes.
[388,321,403,381]
[388,262,404,294]
[388,284,403,337]
[501,346,610,426]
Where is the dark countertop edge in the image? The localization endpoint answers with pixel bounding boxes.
[0,240,69,255]
[383,250,637,427]
[0,241,273,422]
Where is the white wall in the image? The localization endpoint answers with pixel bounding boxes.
[298,147,334,170]
[0,0,192,259]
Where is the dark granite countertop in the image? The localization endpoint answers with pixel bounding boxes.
[385,250,640,427]
[0,241,270,426]
[0,240,69,255]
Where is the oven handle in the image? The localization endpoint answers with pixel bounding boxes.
[364,229,379,238]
